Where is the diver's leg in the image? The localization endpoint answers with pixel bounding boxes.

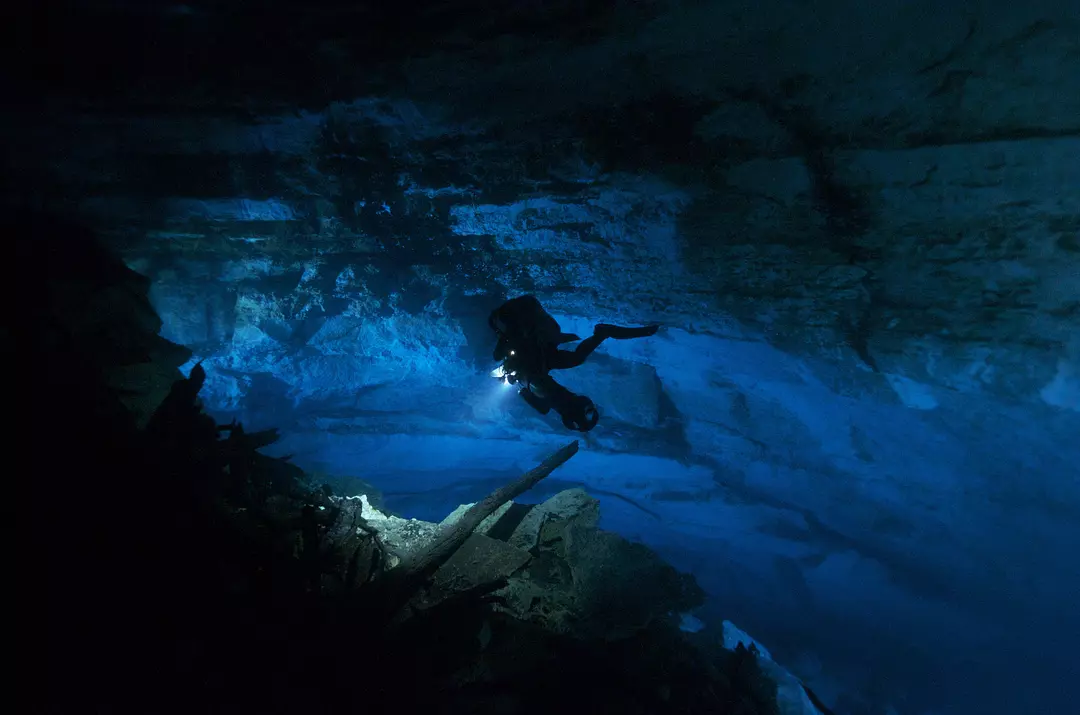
[594,323,659,339]
[548,323,659,370]
[547,334,605,369]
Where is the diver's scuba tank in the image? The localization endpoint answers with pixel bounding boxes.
[560,393,599,432]
[499,364,552,414]
[518,385,551,415]
[525,374,599,432]
[491,356,599,432]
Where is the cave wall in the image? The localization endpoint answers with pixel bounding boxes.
[9,1,1080,713]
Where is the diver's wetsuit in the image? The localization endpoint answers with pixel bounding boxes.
[489,295,659,432]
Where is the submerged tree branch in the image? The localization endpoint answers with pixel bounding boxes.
[381,439,580,618]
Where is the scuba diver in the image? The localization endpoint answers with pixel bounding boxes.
[488,294,659,432]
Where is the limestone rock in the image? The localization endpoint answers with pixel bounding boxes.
[561,523,705,640]
[500,488,703,641]
[508,487,600,552]
[339,494,439,566]
[723,621,823,715]
[422,533,532,609]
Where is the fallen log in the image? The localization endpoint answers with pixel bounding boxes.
[378,439,580,620]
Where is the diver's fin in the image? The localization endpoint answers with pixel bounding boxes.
[556,332,581,344]
[594,323,659,339]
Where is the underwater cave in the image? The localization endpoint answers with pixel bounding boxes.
[10,2,1080,714]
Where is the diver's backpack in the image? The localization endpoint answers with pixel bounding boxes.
[489,294,562,347]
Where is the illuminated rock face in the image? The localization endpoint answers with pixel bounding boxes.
[12,1,1080,712]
